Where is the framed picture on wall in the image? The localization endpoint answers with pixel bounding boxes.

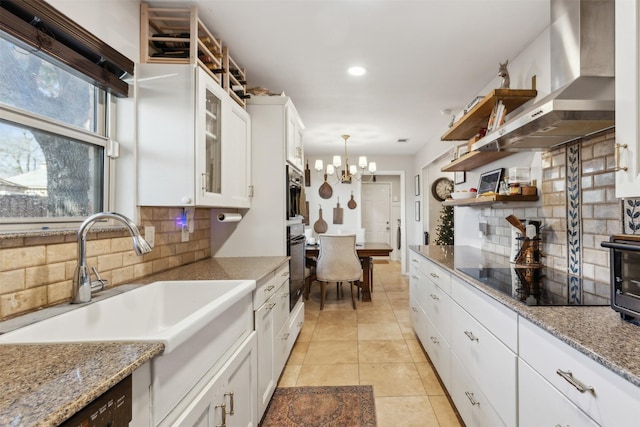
[414,175,420,196]
[455,171,466,184]
[415,201,420,221]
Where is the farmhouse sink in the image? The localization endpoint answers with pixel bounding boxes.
[0,279,256,424]
[0,280,255,353]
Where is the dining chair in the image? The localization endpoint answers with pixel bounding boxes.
[315,234,362,309]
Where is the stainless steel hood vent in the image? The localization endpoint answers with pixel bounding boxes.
[474,0,615,152]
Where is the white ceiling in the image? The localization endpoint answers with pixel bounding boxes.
[154,0,550,157]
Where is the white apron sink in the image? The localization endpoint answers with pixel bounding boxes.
[0,279,256,424]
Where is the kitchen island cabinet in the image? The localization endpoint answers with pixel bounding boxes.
[615,0,640,197]
[409,245,640,427]
[137,64,251,208]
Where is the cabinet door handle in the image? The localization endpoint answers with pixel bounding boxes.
[464,330,479,341]
[465,391,479,406]
[224,392,235,415]
[614,143,628,172]
[430,336,439,344]
[201,173,208,191]
[215,403,226,427]
[430,293,439,300]
[430,272,439,279]
[556,369,595,394]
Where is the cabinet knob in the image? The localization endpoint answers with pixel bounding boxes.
[181,196,192,204]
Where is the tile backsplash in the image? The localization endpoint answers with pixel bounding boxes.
[479,129,639,295]
[0,207,211,320]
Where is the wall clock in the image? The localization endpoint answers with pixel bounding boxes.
[431,177,453,202]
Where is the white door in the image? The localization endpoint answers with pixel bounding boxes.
[362,183,391,250]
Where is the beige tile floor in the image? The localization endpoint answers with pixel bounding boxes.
[279,260,464,427]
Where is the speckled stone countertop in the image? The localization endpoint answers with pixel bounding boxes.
[0,256,288,426]
[409,245,640,388]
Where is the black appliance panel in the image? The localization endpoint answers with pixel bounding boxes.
[456,267,610,307]
[602,235,640,321]
[286,165,303,220]
[287,222,305,311]
[61,375,132,426]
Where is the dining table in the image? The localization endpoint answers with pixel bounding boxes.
[305,242,393,302]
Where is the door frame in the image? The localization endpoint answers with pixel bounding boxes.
[360,171,406,274]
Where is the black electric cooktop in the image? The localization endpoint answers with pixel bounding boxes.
[456,267,610,306]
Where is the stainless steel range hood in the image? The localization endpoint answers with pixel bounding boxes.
[473,0,615,152]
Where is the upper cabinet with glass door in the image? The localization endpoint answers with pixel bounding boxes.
[615,0,640,197]
[137,64,251,208]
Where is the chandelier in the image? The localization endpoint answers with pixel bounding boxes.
[314,135,376,183]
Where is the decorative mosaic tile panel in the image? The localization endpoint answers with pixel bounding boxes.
[566,144,581,276]
[622,199,640,234]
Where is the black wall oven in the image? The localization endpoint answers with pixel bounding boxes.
[286,165,303,220]
[602,234,640,322]
[287,221,305,311]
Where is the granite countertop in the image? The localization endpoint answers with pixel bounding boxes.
[0,256,288,426]
[409,245,640,388]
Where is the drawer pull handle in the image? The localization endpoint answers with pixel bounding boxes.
[430,293,439,300]
[464,330,479,341]
[267,302,277,310]
[411,258,419,263]
[297,321,304,327]
[224,392,234,415]
[430,336,439,344]
[411,275,419,280]
[215,403,226,427]
[465,391,479,406]
[265,285,275,292]
[282,333,290,340]
[430,272,439,279]
[281,292,289,298]
[281,271,290,277]
[556,369,595,394]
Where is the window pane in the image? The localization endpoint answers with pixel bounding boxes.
[0,120,104,220]
[0,36,96,132]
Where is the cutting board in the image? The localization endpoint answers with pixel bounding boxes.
[347,192,357,209]
[333,198,343,224]
[314,206,328,233]
[319,174,333,199]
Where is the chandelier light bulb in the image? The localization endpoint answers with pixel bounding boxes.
[368,162,377,174]
[314,159,324,172]
[358,156,368,169]
[326,164,335,175]
[332,155,342,168]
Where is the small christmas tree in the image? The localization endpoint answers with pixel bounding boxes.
[434,204,454,245]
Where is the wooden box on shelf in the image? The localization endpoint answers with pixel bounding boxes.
[140,2,224,85]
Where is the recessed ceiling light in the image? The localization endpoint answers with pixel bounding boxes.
[347,66,366,76]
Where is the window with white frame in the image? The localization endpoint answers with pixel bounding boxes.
[0,34,110,224]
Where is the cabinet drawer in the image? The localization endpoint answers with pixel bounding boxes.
[450,353,506,427]
[409,270,430,311]
[275,299,305,373]
[425,315,451,390]
[519,358,598,427]
[273,281,290,333]
[451,276,517,351]
[423,278,451,345]
[410,293,429,348]
[519,318,640,427]
[420,258,451,295]
[451,301,517,427]
[254,264,289,309]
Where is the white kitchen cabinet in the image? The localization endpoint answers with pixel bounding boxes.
[286,103,305,172]
[519,358,599,427]
[213,95,305,257]
[450,352,506,427]
[519,317,640,427]
[137,63,251,208]
[409,251,452,389]
[615,0,640,197]
[254,263,291,420]
[169,333,257,427]
[276,297,305,374]
[450,301,516,427]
